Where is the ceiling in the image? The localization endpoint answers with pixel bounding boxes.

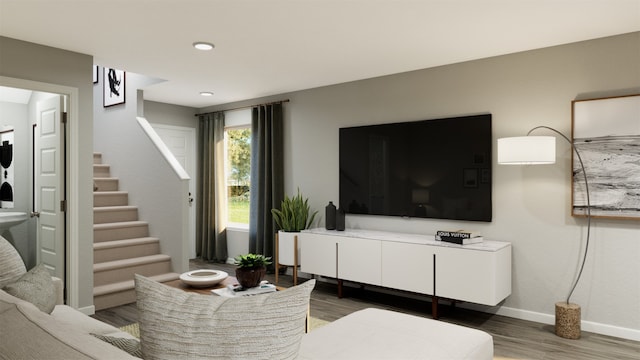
[1,1,639,109]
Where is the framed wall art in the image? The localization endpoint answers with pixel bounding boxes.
[103,67,125,107]
[572,94,640,219]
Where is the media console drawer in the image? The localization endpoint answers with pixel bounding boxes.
[299,228,511,318]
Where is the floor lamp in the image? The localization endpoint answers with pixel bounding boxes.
[498,126,591,340]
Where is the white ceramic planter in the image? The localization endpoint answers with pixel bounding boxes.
[277,230,300,266]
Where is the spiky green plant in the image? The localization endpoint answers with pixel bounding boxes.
[271,188,318,232]
[233,253,272,268]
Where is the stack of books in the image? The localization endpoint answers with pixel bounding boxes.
[435,230,483,245]
[211,282,277,297]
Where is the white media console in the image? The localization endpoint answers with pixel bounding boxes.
[299,228,511,318]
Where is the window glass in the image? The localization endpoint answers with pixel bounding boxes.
[225,126,251,225]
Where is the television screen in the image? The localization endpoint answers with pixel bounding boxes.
[339,114,492,222]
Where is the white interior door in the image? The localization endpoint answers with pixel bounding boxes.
[151,124,197,258]
[35,95,65,279]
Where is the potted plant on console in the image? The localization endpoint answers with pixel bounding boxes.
[234,253,272,289]
[271,188,318,285]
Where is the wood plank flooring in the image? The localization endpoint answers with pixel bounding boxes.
[93,260,640,360]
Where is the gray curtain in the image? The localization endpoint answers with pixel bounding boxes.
[196,112,227,261]
[249,103,284,260]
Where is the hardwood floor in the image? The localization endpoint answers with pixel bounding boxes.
[93,260,640,360]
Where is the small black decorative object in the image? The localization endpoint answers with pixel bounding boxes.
[336,207,345,231]
[0,140,12,169]
[325,201,336,230]
[0,182,12,201]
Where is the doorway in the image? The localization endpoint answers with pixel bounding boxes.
[34,94,67,281]
[0,76,81,308]
[151,123,197,258]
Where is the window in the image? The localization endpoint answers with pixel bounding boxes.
[224,110,251,226]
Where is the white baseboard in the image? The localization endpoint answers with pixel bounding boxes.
[461,303,640,342]
[77,305,95,316]
[580,318,640,342]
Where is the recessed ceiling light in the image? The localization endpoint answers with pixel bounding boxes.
[200,91,214,96]
[193,42,214,51]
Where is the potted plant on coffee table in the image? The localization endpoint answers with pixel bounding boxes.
[234,253,272,289]
[271,188,318,284]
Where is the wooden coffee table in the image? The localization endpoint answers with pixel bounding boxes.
[165,273,309,332]
[164,276,240,295]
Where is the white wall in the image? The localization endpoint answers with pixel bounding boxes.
[200,32,640,339]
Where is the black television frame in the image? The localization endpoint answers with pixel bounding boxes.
[339,114,492,222]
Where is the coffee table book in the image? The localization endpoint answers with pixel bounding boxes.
[212,283,277,297]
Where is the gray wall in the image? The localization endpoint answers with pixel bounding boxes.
[0,36,95,310]
[144,101,197,128]
[201,32,640,338]
[93,69,191,274]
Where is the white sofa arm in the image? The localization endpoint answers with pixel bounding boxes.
[51,276,64,305]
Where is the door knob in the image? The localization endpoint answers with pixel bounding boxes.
[30,211,40,218]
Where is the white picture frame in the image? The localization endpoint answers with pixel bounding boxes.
[103,67,125,107]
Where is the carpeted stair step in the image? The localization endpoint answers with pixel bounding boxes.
[94,191,129,207]
[94,254,173,287]
[93,177,119,192]
[93,153,103,165]
[94,205,139,224]
[92,152,179,311]
[94,237,161,263]
[94,221,149,243]
[93,272,180,311]
[93,164,110,177]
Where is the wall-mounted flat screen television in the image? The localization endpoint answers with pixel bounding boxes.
[339,114,492,222]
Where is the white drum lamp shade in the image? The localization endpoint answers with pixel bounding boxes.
[497,136,556,165]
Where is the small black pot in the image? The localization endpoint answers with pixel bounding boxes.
[235,266,266,289]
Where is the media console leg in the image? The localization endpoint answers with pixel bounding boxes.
[337,279,344,299]
[432,295,439,320]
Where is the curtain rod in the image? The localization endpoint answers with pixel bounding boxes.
[194,99,290,117]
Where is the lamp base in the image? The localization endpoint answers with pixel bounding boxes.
[555,302,581,339]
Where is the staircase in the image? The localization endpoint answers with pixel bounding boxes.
[93,153,180,310]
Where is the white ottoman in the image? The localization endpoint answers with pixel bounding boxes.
[298,308,493,359]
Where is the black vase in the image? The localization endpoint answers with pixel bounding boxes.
[336,207,345,231]
[325,201,336,230]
